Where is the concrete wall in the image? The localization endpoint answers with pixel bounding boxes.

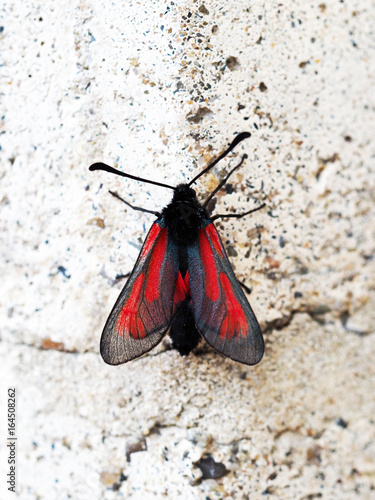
[1,1,374,498]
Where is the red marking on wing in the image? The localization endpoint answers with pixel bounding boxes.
[199,229,219,301]
[116,273,146,339]
[145,229,167,302]
[173,271,191,307]
[219,273,247,340]
[136,316,145,339]
[173,272,187,305]
[205,224,224,256]
[184,270,191,296]
[140,223,162,260]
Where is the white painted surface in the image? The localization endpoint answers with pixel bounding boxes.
[1,1,374,498]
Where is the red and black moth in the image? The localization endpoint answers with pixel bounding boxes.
[89,132,265,366]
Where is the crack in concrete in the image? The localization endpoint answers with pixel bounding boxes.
[7,304,369,358]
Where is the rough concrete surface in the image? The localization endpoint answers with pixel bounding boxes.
[1,1,374,499]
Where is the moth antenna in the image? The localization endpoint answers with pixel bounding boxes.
[203,154,248,208]
[188,132,251,187]
[89,163,175,190]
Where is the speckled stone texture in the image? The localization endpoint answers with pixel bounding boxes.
[1,1,374,499]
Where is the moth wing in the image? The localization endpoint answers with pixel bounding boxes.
[100,222,179,365]
[187,223,264,365]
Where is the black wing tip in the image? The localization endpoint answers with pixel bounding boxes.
[227,345,264,366]
[99,338,127,365]
[102,358,123,366]
[246,347,265,366]
[100,350,125,366]
[246,335,265,366]
[201,334,264,366]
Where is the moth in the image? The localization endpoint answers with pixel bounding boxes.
[89,132,265,365]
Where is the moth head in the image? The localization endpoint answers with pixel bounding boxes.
[172,184,197,203]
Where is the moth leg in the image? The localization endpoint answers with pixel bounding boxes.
[113,272,131,285]
[211,203,265,221]
[109,190,160,216]
[238,281,252,294]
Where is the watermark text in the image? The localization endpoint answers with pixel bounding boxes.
[6,388,17,493]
